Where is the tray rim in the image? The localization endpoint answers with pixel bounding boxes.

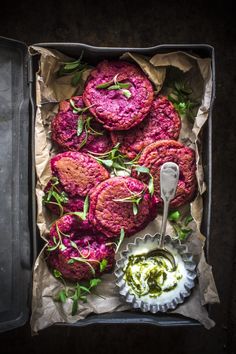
[29,42,215,328]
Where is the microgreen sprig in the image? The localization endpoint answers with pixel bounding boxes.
[106,228,125,254]
[134,165,155,196]
[69,99,94,114]
[168,81,199,122]
[47,221,68,252]
[168,210,193,241]
[67,195,89,221]
[88,143,131,175]
[76,115,103,149]
[69,99,102,148]
[43,177,68,217]
[53,270,102,316]
[46,196,89,253]
[96,74,132,99]
[58,51,90,87]
[113,188,145,216]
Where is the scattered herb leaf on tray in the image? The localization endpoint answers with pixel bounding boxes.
[53,273,102,316]
[58,50,90,87]
[168,210,193,241]
[168,81,199,122]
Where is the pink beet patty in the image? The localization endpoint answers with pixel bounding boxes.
[111,96,181,159]
[83,60,154,131]
[51,151,110,198]
[46,215,115,282]
[88,176,159,238]
[133,140,197,208]
[51,95,112,154]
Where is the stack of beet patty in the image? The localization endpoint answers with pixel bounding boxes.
[45,59,197,282]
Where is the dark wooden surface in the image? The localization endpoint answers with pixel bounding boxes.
[0,1,235,353]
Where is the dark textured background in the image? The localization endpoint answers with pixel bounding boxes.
[0,0,235,353]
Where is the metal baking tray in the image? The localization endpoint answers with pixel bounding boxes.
[0,37,215,332]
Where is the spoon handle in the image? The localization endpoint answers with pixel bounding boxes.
[159,199,170,248]
[159,162,180,249]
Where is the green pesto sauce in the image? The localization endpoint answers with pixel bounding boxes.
[124,254,183,298]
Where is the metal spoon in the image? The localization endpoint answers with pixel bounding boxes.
[145,162,179,269]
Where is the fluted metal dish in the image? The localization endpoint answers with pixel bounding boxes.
[115,233,197,313]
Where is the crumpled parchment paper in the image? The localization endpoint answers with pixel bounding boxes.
[29,46,219,333]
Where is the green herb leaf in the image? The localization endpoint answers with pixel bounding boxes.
[67,259,75,264]
[107,83,130,90]
[59,244,67,251]
[69,211,86,221]
[80,295,87,302]
[51,191,66,204]
[184,215,193,226]
[148,176,154,196]
[53,236,57,244]
[72,297,79,316]
[96,80,114,89]
[132,203,138,216]
[178,102,187,111]
[77,117,84,136]
[76,283,81,298]
[79,286,91,294]
[96,158,113,167]
[47,242,60,252]
[89,278,101,288]
[70,99,90,113]
[88,143,133,176]
[78,128,88,149]
[70,240,78,249]
[53,269,62,278]
[43,178,68,216]
[51,176,59,185]
[83,195,89,219]
[100,259,108,272]
[168,210,181,222]
[71,70,83,87]
[179,228,192,241]
[115,228,125,253]
[135,165,150,175]
[67,196,89,221]
[117,83,131,89]
[107,84,121,90]
[168,81,198,122]
[58,290,67,303]
[136,197,142,205]
[64,61,81,71]
[173,224,192,241]
[122,89,132,99]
